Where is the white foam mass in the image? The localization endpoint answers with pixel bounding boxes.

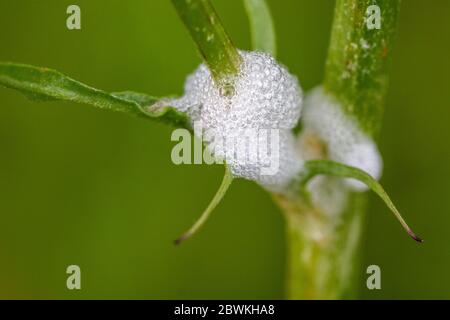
[301,86,383,191]
[173,51,302,130]
[171,51,304,192]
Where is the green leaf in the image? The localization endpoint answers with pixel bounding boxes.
[175,165,233,245]
[112,91,190,128]
[300,160,423,243]
[0,62,189,128]
[244,0,276,56]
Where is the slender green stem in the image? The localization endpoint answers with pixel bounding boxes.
[172,0,242,84]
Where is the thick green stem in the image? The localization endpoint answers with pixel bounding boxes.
[324,0,401,135]
[172,0,242,84]
[277,193,366,299]
[283,0,401,299]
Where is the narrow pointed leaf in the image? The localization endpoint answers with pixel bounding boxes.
[112,91,190,128]
[300,160,423,243]
[0,62,189,128]
[244,0,276,56]
[175,165,233,245]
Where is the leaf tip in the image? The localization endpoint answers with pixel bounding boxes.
[174,232,192,246]
[173,166,233,246]
[407,229,423,243]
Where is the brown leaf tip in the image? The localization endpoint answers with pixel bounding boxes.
[408,229,423,243]
[174,233,191,246]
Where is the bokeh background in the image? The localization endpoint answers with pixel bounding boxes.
[0,0,449,299]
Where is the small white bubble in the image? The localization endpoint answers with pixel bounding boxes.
[360,38,370,50]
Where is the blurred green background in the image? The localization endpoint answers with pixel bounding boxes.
[0,0,449,299]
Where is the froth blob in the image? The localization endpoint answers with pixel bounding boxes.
[171,51,304,192]
[301,86,383,191]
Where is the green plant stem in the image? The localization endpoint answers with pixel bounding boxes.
[172,0,242,84]
[324,0,401,136]
[282,0,401,299]
[277,192,366,299]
